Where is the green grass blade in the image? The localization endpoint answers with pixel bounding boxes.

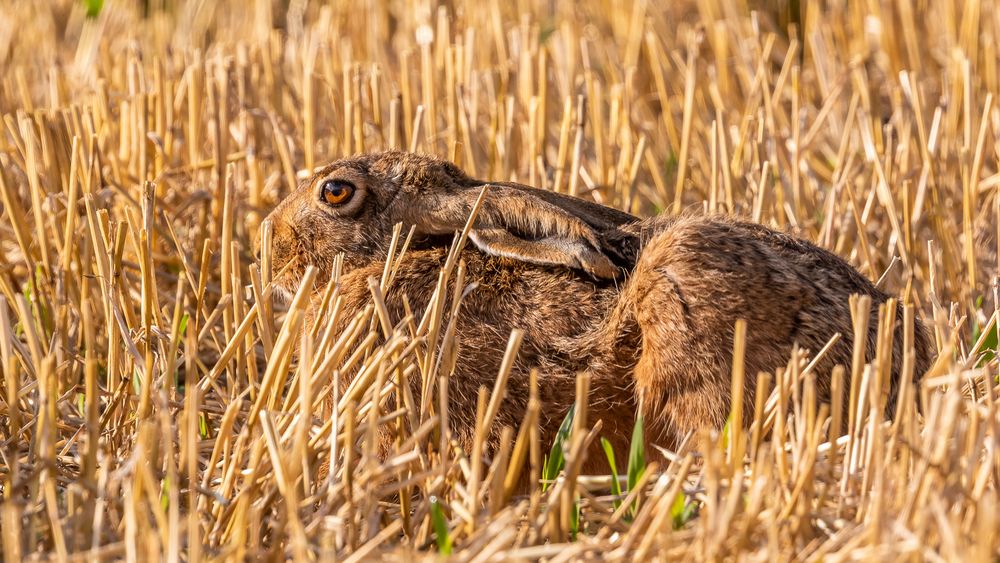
[430,496,452,555]
[177,313,190,339]
[970,304,998,367]
[670,491,692,529]
[570,495,580,540]
[626,415,645,491]
[542,405,575,492]
[160,476,171,512]
[198,413,210,438]
[600,437,622,511]
[720,415,732,452]
[84,0,104,18]
[626,415,646,519]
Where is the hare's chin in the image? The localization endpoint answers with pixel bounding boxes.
[271,284,294,304]
[269,277,298,304]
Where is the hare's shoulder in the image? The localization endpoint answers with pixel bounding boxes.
[339,247,617,327]
[331,247,617,364]
[393,248,619,296]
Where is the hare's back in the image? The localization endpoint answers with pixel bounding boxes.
[628,215,930,403]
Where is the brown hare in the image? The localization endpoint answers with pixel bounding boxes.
[262,150,933,476]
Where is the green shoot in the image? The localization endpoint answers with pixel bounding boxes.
[542,405,575,492]
[626,416,646,519]
[84,0,104,18]
[430,496,452,555]
[601,437,623,511]
[670,491,697,529]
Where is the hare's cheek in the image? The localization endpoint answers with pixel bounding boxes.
[271,232,307,274]
[311,229,350,257]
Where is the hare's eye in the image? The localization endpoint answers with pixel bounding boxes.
[320,180,355,206]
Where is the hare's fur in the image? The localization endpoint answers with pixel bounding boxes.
[264,151,933,476]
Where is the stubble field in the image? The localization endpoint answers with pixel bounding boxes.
[1,0,999,560]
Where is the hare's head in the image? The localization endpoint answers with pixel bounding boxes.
[261,151,639,295]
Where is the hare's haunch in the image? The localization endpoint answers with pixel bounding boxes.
[263,150,933,476]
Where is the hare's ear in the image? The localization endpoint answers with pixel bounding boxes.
[467,226,622,279]
[403,182,637,279]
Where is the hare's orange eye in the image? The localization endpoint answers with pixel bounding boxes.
[320,180,355,206]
